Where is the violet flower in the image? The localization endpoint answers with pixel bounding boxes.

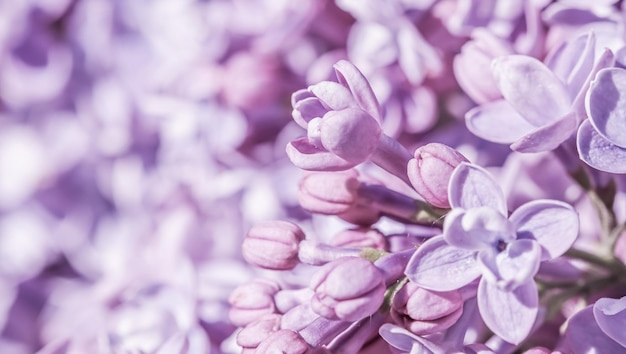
[465,33,614,153]
[577,67,626,173]
[309,257,386,322]
[560,296,626,353]
[287,60,413,184]
[405,162,579,344]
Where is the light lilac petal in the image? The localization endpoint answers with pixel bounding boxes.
[291,89,315,108]
[465,100,536,144]
[571,48,615,125]
[478,239,541,291]
[577,120,626,174]
[333,60,382,122]
[593,296,626,347]
[378,324,440,354]
[308,81,356,111]
[562,305,626,354]
[293,97,328,128]
[492,55,571,126]
[477,279,538,345]
[286,138,356,171]
[547,33,592,86]
[510,200,579,260]
[547,33,596,99]
[444,208,513,250]
[448,162,508,215]
[586,68,626,148]
[405,235,481,292]
[510,111,578,153]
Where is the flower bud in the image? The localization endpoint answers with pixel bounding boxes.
[242,220,305,270]
[330,227,387,250]
[453,29,512,104]
[298,170,360,214]
[255,329,311,354]
[390,282,463,335]
[407,143,469,208]
[309,257,385,321]
[236,314,282,351]
[228,278,280,327]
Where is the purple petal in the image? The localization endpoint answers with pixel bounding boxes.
[308,81,355,111]
[510,200,579,260]
[333,60,382,122]
[292,97,328,128]
[465,100,537,144]
[593,296,626,347]
[577,120,626,174]
[477,279,538,345]
[571,48,615,125]
[510,111,578,153]
[378,324,440,354]
[492,55,571,126]
[586,67,626,148]
[405,235,481,292]
[562,305,626,354]
[286,138,355,171]
[444,208,514,250]
[546,32,596,99]
[320,108,381,164]
[478,239,541,291]
[448,162,508,215]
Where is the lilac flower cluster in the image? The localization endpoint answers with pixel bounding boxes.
[3,0,626,354]
[232,1,626,353]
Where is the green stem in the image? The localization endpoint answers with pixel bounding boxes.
[565,247,616,271]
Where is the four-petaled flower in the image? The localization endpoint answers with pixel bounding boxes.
[405,162,579,344]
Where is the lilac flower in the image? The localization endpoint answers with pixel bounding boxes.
[309,257,386,321]
[287,60,413,183]
[228,278,281,327]
[560,296,626,353]
[390,282,464,335]
[407,143,469,208]
[466,33,614,153]
[405,162,579,344]
[577,67,626,173]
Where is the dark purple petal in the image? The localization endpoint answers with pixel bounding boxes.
[593,296,626,347]
[492,55,570,126]
[465,100,536,144]
[511,111,578,153]
[448,162,508,215]
[477,278,538,345]
[577,120,626,174]
[405,235,481,292]
[510,200,579,260]
[586,67,626,148]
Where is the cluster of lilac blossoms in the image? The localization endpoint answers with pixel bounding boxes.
[3,0,626,354]
[232,1,626,353]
